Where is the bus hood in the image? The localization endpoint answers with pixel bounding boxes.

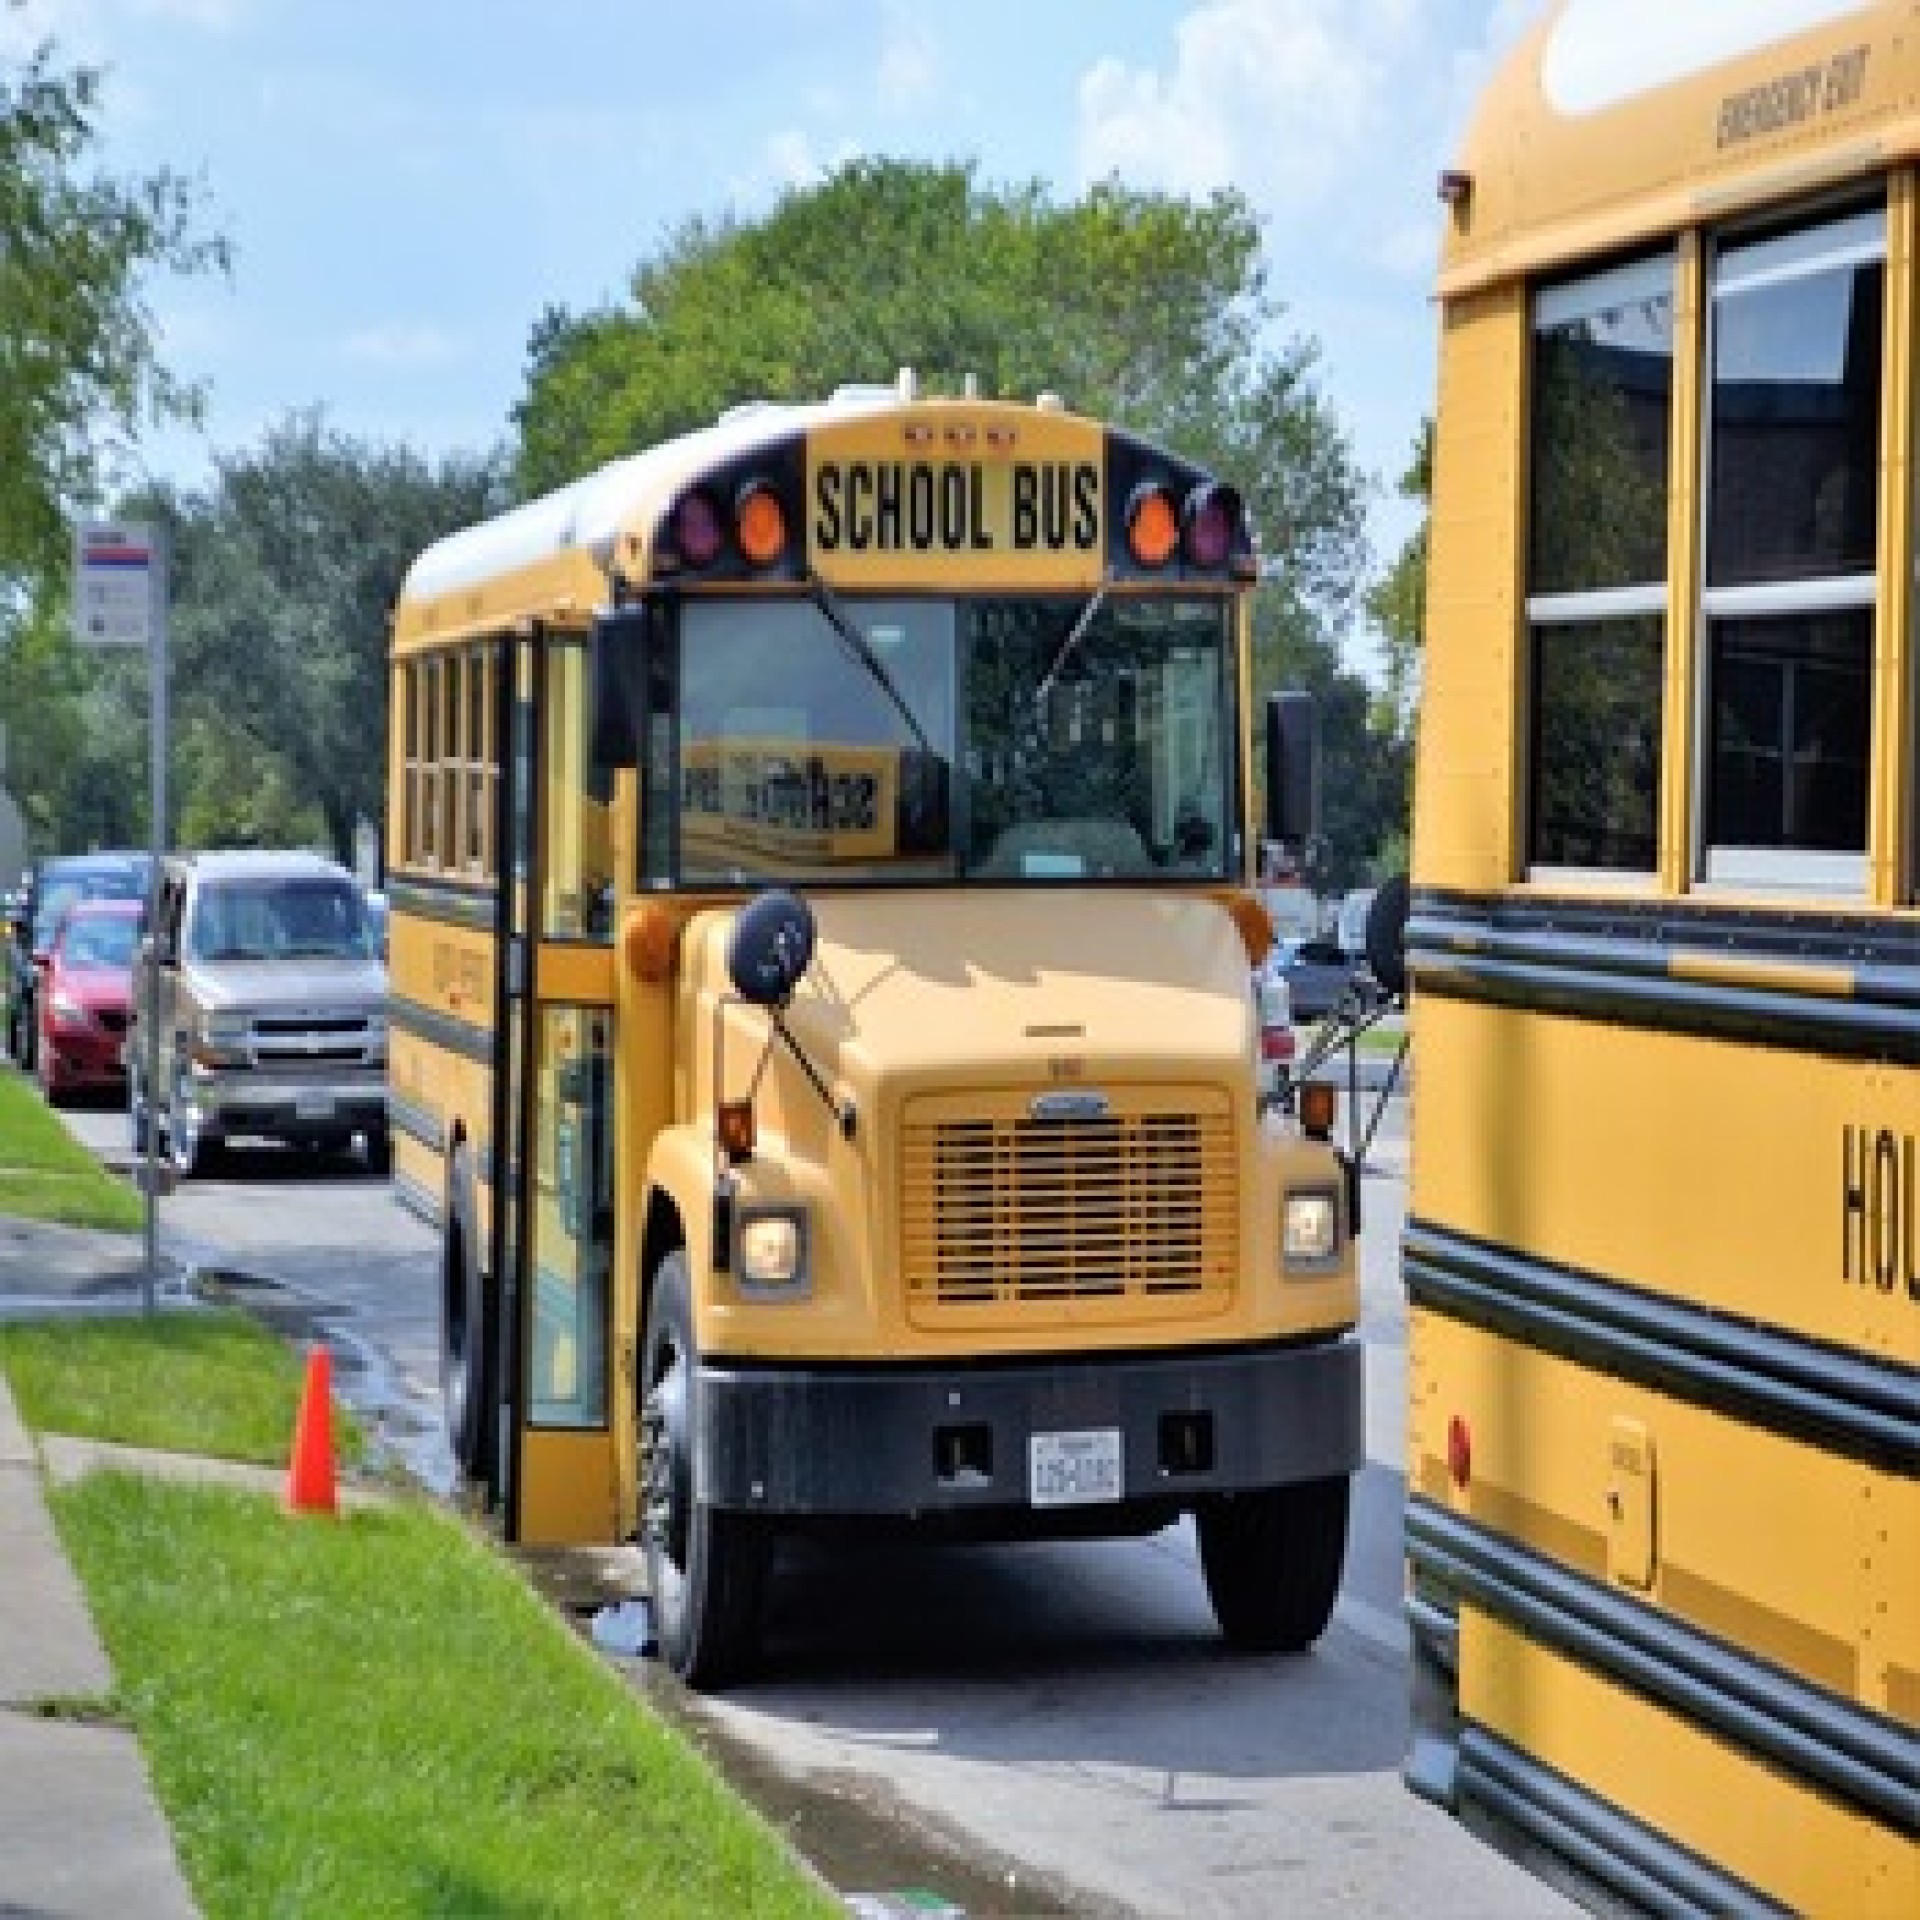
[692,890,1256,1096]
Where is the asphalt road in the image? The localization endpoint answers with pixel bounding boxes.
[55,1089,1575,1919]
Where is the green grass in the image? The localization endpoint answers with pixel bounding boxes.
[0,1065,143,1229]
[52,1476,838,1920]
[0,1310,367,1469]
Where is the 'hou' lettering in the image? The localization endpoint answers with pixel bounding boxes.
[1840,1125,1920,1300]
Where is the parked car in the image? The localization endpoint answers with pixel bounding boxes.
[128,849,389,1175]
[1260,935,1373,1026]
[33,897,144,1104]
[5,851,152,1071]
[1253,959,1296,1103]
[1335,887,1377,960]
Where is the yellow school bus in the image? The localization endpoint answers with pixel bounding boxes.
[386,372,1363,1685]
[1407,5,1920,1912]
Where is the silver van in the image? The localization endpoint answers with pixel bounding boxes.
[128,850,388,1175]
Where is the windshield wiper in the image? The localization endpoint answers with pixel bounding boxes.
[804,572,931,754]
[1032,575,1113,710]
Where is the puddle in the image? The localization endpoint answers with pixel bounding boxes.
[508,1552,1081,1920]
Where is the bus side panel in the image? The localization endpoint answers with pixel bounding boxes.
[1462,1608,1917,1917]
[1414,285,1527,898]
[1410,1307,1918,1728]
[1412,992,1920,1369]
[386,899,497,1224]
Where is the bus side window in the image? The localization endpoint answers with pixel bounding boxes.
[542,640,615,942]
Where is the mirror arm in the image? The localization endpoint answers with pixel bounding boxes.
[773,1014,857,1140]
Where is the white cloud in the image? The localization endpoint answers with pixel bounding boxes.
[876,0,938,111]
[1077,0,1424,206]
[763,128,827,190]
[339,322,461,368]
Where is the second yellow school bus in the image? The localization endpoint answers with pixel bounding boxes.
[386,372,1363,1686]
[1407,5,1919,1914]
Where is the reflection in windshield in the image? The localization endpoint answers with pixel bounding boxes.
[188,880,375,962]
[670,595,1231,886]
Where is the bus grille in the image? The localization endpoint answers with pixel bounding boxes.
[901,1093,1238,1322]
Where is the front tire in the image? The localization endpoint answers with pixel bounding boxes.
[638,1251,766,1688]
[1198,1475,1350,1653]
[440,1141,494,1487]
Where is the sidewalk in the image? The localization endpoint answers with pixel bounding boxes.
[0,1216,202,1919]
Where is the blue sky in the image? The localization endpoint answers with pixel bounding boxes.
[9,0,1543,664]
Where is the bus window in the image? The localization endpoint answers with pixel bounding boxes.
[1526,253,1672,876]
[529,1006,611,1428]
[542,641,614,940]
[1702,202,1882,893]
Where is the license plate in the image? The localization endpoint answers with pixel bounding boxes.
[294,1092,334,1119]
[1028,1428,1123,1508]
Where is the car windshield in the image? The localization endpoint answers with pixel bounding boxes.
[59,913,140,970]
[663,594,1235,887]
[188,878,374,962]
[33,865,147,946]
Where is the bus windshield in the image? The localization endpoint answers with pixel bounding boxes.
[671,594,1233,886]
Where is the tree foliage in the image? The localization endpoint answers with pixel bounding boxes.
[1364,420,1431,739]
[0,35,226,584]
[154,414,512,859]
[517,157,1400,881]
[5,417,509,862]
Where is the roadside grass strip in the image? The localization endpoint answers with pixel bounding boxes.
[0,1312,366,1469]
[0,1067,143,1229]
[51,1475,840,1920]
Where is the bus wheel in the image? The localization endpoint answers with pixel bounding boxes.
[1197,1475,1350,1653]
[440,1143,493,1483]
[638,1251,765,1688]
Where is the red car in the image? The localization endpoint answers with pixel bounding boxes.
[35,897,144,1103]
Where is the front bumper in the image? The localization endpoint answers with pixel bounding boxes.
[182,1067,387,1142]
[695,1335,1362,1521]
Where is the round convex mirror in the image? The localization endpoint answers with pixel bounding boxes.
[727,889,816,1006]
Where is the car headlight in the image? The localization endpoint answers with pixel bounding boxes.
[50,990,87,1027]
[736,1207,809,1293]
[1282,1187,1340,1270]
[191,1010,251,1068]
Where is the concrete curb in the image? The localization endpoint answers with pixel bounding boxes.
[0,1375,201,1919]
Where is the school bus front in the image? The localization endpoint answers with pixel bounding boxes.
[388,383,1363,1687]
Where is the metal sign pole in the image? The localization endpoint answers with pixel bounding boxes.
[142,532,168,1314]
[72,519,167,1312]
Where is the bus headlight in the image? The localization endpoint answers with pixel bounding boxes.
[737,1207,809,1293]
[1282,1187,1340,1269]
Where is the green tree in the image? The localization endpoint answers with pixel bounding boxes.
[1365,420,1431,740]
[516,160,1367,623]
[0,34,225,585]
[516,156,1390,874]
[147,414,511,861]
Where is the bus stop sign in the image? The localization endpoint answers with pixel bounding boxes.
[73,521,160,648]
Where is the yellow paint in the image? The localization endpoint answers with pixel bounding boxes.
[1414,285,1527,895]
[807,405,1106,592]
[1411,1305,1917,1723]
[517,1429,619,1546]
[1440,4,1920,301]
[1468,1610,1918,1915]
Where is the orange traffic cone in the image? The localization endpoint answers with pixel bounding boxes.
[286,1343,338,1515]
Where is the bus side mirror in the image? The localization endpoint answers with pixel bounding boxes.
[589,608,650,771]
[1365,872,1411,1003]
[727,889,816,1008]
[1265,690,1318,851]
